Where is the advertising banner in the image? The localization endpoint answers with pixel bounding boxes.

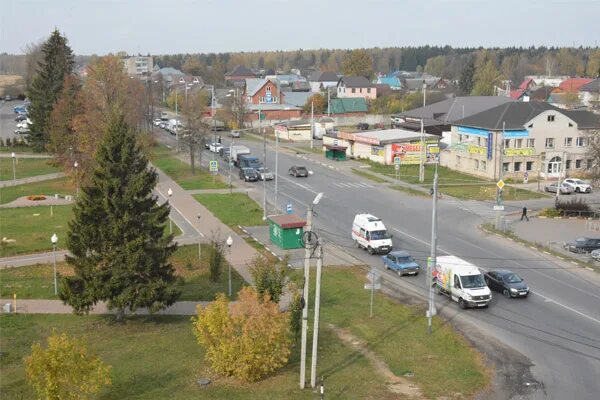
[504,148,535,156]
[391,140,439,164]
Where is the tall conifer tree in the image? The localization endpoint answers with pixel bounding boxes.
[61,114,180,318]
[27,29,74,151]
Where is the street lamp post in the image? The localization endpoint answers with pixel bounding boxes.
[11,152,16,184]
[51,233,58,295]
[197,214,202,262]
[74,161,79,197]
[167,188,173,234]
[226,236,233,297]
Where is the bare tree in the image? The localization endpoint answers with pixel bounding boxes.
[23,41,45,90]
[181,90,211,174]
[221,88,248,129]
[586,130,600,184]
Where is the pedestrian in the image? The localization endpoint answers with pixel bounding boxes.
[521,206,529,222]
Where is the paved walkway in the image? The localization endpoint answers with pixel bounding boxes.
[0,172,65,187]
[0,153,53,159]
[0,299,208,315]
[0,196,73,208]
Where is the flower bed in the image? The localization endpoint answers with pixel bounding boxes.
[26,195,47,201]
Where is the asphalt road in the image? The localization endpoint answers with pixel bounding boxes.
[0,100,25,141]
[158,129,600,400]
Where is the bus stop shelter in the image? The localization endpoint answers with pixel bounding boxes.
[268,214,307,249]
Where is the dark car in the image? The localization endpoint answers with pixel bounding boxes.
[239,168,258,182]
[289,165,308,177]
[356,122,369,130]
[565,237,600,253]
[484,269,529,298]
[15,114,27,122]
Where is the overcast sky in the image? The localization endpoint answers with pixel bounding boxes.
[2,0,599,55]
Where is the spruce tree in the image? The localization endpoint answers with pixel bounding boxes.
[60,114,180,319]
[27,29,75,152]
[459,58,475,96]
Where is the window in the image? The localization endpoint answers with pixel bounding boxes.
[351,88,356,93]
[527,138,535,148]
[514,162,522,171]
[367,88,371,93]
[566,160,572,169]
[477,137,482,146]
[454,275,461,289]
[481,160,487,170]
[548,115,555,122]
[576,159,582,169]
[565,137,573,147]
[568,122,573,127]
[526,161,534,171]
[588,159,593,168]
[359,88,363,93]
[528,123,534,128]
[503,162,510,172]
[474,159,479,169]
[545,138,555,148]
[576,137,586,147]
[515,139,523,148]
[504,139,511,149]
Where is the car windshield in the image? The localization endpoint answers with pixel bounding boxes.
[260,168,271,173]
[503,273,523,284]
[395,256,414,264]
[370,230,390,240]
[461,274,485,288]
[296,167,307,172]
[576,238,588,243]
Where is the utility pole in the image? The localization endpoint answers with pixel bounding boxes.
[300,192,323,389]
[428,164,439,334]
[275,116,280,212]
[310,240,323,388]
[327,87,331,116]
[229,139,233,194]
[419,119,425,183]
[310,101,314,149]
[495,123,505,229]
[261,101,267,220]
[212,85,217,184]
[175,89,179,152]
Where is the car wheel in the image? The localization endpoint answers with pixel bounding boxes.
[367,246,374,255]
[355,240,361,249]
[503,289,511,299]
[398,270,404,277]
[459,298,467,309]
[414,272,419,276]
[435,284,442,295]
[384,263,389,270]
[576,187,581,193]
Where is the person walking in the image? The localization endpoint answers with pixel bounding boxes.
[521,206,529,222]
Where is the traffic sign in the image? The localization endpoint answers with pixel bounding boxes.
[333,139,339,146]
[364,283,382,290]
[209,160,218,172]
[493,205,505,211]
[496,179,505,189]
[286,203,293,214]
[366,268,381,283]
[395,164,400,171]
[394,156,401,165]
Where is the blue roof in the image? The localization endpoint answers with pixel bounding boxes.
[377,76,401,88]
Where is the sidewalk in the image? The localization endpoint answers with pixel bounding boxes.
[0,172,65,187]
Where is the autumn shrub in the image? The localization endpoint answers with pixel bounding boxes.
[27,195,47,201]
[288,282,303,342]
[192,287,291,382]
[24,331,111,400]
[249,255,286,303]
[207,238,225,282]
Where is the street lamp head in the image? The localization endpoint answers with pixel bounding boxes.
[11,152,16,158]
[312,192,324,205]
[167,188,173,197]
[226,236,233,247]
[74,161,78,168]
[51,233,58,244]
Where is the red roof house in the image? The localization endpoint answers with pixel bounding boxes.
[557,78,594,93]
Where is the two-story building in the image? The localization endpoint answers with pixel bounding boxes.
[337,76,377,100]
[440,102,600,180]
[243,78,301,120]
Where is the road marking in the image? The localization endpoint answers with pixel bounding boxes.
[391,227,450,255]
[570,261,579,266]
[278,175,319,194]
[156,188,204,238]
[532,291,600,326]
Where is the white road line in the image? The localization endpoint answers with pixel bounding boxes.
[156,188,204,237]
[278,175,319,194]
[391,227,451,255]
[532,291,600,326]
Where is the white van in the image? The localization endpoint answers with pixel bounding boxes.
[351,214,393,254]
[434,256,492,309]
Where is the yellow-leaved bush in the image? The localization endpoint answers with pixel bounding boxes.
[192,286,291,382]
[24,331,111,400]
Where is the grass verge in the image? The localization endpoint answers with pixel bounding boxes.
[0,157,60,181]
[390,185,430,197]
[289,267,491,399]
[0,177,75,205]
[350,168,388,183]
[440,184,546,201]
[364,160,488,185]
[150,144,228,190]
[0,313,389,399]
[193,193,267,227]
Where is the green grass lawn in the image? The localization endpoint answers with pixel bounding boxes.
[0,177,75,204]
[0,314,390,399]
[290,267,490,399]
[193,193,266,227]
[0,145,40,153]
[365,160,488,185]
[0,245,243,301]
[0,205,73,256]
[390,184,430,197]
[150,145,228,190]
[350,167,388,183]
[0,157,60,181]
[439,183,546,201]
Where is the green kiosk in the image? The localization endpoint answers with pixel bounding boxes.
[268,214,307,250]
[324,144,347,161]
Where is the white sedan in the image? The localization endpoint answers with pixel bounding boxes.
[208,143,223,153]
[563,178,592,193]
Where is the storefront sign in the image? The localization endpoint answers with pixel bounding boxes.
[504,148,535,156]
[468,145,486,155]
[391,140,439,165]
[503,130,529,138]
[371,145,385,157]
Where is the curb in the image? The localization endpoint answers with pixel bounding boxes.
[238,225,284,263]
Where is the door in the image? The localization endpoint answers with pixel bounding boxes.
[451,274,462,301]
[547,156,562,175]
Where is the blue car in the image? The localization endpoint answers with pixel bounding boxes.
[14,105,27,114]
[382,250,420,276]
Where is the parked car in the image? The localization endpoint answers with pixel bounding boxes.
[219,147,230,157]
[14,127,29,135]
[563,178,592,193]
[159,122,167,129]
[382,250,420,276]
[289,165,308,177]
[356,122,369,130]
[4,95,12,101]
[565,237,600,253]
[239,168,258,182]
[544,182,574,194]
[228,130,241,138]
[153,119,162,126]
[209,143,223,153]
[14,105,27,114]
[484,269,529,298]
[15,114,27,122]
[256,167,274,181]
[591,248,600,261]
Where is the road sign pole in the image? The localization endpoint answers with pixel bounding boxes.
[370,277,374,318]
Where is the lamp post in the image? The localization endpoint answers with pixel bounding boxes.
[197,214,202,262]
[11,152,16,184]
[226,236,233,297]
[167,188,173,234]
[51,233,58,295]
[73,161,79,197]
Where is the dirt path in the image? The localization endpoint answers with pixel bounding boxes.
[328,323,425,399]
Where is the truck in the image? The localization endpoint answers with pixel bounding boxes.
[167,119,183,134]
[351,214,393,254]
[230,145,250,165]
[160,111,169,121]
[238,154,263,170]
[433,256,492,309]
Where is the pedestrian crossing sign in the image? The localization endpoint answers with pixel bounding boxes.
[209,160,218,172]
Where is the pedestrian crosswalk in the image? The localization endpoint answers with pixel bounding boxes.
[332,181,375,189]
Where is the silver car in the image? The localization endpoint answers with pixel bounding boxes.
[544,183,574,194]
[256,167,274,181]
[591,249,600,261]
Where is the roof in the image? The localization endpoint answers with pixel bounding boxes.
[225,65,256,77]
[558,78,594,92]
[376,76,402,88]
[158,67,184,76]
[518,78,534,90]
[529,86,554,101]
[291,81,311,91]
[329,98,368,114]
[338,76,374,88]
[268,214,306,229]
[581,78,600,92]
[453,102,600,130]
[245,78,272,97]
[309,71,339,82]
[353,128,437,145]
[282,91,311,107]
